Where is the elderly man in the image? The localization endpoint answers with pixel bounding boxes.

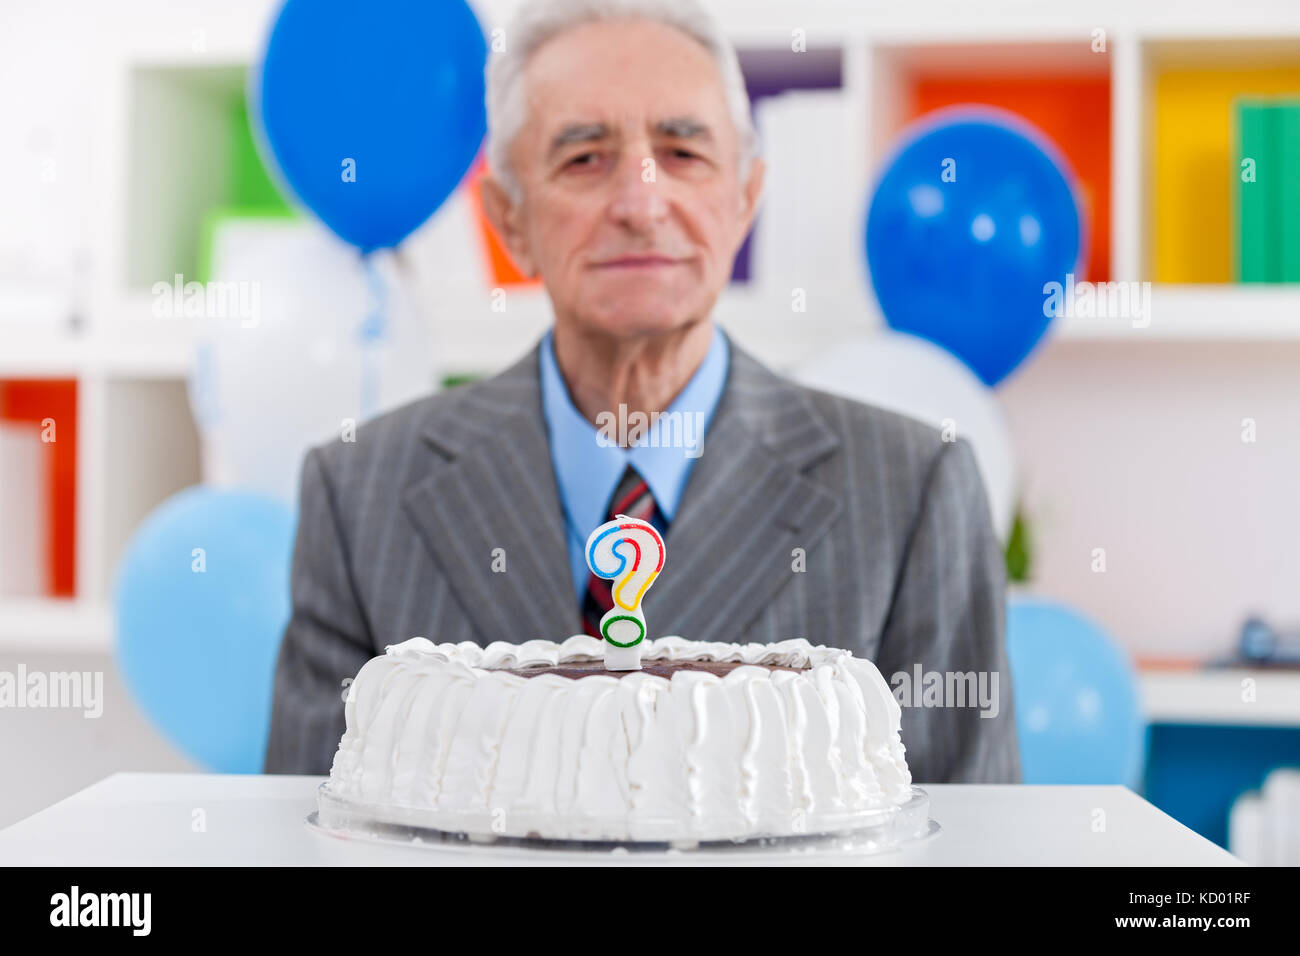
[265,0,1021,783]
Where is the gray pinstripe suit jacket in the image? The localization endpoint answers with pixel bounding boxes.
[264,329,1021,783]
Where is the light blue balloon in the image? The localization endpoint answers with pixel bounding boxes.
[114,486,296,773]
[1006,596,1147,787]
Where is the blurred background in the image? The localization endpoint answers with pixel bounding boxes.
[2,0,1299,864]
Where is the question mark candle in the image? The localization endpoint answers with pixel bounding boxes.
[584,513,665,671]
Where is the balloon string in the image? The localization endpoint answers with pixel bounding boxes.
[359,253,388,420]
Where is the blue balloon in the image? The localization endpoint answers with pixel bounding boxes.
[114,486,296,773]
[865,108,1083,386]
[253,0,488,252]
[1006,596,1147,787]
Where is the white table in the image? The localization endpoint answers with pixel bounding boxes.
[0,773,1240,866]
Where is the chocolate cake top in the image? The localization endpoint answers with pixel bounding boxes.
[494,657,808,680]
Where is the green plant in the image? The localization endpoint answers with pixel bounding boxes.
[1004,501,1034,583]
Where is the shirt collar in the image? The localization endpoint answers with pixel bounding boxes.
[539,325,729,537]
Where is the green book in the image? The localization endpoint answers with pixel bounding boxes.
[1277,103,1300,282]
[1236,100,1279,283]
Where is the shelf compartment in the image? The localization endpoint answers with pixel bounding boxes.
[868,39,1113,281]
[1145,36,1300,283]
[123,64,293,293]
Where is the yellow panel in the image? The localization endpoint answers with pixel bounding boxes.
[1152,68,1300,282]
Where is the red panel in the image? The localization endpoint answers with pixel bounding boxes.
[0,380,77,597]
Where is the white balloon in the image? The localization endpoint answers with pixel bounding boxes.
[791,331,1016,543]
[188,219,433,504]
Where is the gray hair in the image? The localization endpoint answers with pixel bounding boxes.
[485,0,759,205]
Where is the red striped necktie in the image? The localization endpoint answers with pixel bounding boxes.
[581,465,668,639]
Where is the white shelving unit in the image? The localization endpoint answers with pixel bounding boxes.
[1140,668,1300,727]
[6,0,1300,655]
[0,599,114,654]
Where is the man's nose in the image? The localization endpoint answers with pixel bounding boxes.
[606,148,670,230]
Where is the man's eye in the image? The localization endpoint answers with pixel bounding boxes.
[670,149,700,161]
[566,153,597,168]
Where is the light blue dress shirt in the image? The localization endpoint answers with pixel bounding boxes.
[539,325,730,605]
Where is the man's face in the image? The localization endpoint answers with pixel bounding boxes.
[485,19,764,339]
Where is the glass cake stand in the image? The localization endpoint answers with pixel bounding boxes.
[306,783,940,859]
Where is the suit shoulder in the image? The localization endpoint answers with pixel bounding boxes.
[794,378,991,538]
[796,381,947,464]
[311,341,540,471]
[307,388,432,471]
[307,375,502,483]
[791,381,989,537]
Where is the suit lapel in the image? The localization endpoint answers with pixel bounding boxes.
[649,341,842,643]
[401,346,582,644]
[400,332,843,647]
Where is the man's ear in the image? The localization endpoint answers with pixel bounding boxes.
[736,156,766,244]
[480,173,538,277]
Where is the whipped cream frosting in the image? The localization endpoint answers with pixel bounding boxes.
[326,635,913,841]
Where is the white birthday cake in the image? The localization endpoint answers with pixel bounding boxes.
[322,634,915,842]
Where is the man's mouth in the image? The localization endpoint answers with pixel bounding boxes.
[593,255,683,269]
